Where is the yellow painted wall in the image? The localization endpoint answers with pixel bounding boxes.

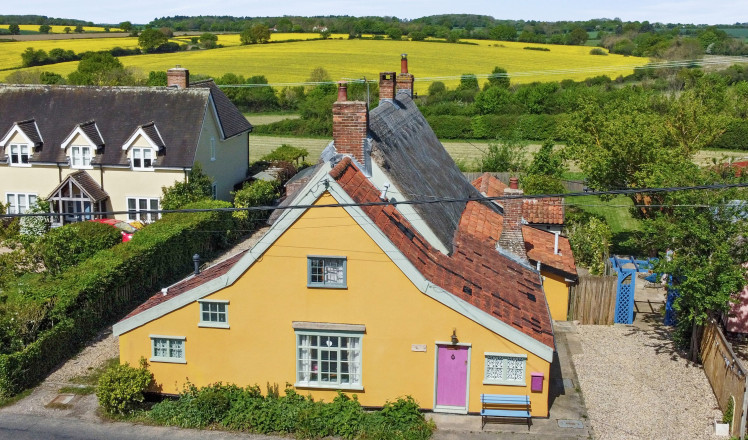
[194,106,249,201]
[542,272,571,321]
[119,192,552,416]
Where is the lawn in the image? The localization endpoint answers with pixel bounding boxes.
[565,195,641,234]
[1,37,649,91]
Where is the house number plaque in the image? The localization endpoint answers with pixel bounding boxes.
[411,344,427,352]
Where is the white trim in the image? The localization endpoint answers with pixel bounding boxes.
[292,322,365,332]
[294,328,364,390]
[207,94,226,140]
[149,335,186,364]
[0,124,33,148]
[61,126,97,151]
[122,127,160,151]
[113,165,554,362]
[198,299,229,328]
[433,343,471,414]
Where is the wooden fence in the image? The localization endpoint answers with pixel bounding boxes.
[567,275,617,324]
[701,319,748,438]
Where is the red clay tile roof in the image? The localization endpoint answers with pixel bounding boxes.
[330,158,554,348]
[458,201,577,279]
[471,173,564,225]
[121,250,247,320]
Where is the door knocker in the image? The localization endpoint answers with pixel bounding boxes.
[451,354,455,360]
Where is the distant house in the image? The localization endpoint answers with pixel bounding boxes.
[115,57,560,417]
[0,67,252,224]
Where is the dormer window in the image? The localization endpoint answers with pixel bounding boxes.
[70,146,92,168]
[9,144,30,165]
[132,147,154,169]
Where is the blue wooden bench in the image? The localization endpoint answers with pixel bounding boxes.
[480,394,531,430]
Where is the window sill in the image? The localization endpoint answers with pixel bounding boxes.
[307,284,348,289]
[9,164,31,168]
[150,357,186,364]
[198,322,230,329]
[71,165,94,170]
[131,167,155,172]
[295,382,363,392]
[483,380,526,387]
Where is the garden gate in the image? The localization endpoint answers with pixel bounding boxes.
[609,256,653,324]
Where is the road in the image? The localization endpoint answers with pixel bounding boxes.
[0,413,276,440]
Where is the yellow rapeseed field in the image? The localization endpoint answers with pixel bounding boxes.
[0,37,140,69]
[0,24,122,33]
[1,38,648,90]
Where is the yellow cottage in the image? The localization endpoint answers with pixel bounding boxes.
[115,60,558,417]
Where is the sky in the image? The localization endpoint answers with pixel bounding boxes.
[9,0,748,26]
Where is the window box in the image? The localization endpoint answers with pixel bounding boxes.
[483,352,527,386]
[198,300,229,328]
[307,256,347,288]
[150,335,186,363]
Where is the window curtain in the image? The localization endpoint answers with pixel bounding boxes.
[298,335,311,382]
[348,337,360,384]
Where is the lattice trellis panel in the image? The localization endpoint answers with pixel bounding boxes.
[614,273,635,324]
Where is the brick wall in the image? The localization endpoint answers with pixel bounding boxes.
[333,101,368,163]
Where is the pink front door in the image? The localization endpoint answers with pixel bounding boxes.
[436,345,469,408]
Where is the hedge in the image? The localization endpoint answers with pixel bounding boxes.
[707,119,748,151]
[427,114,566,141]
[0,200,235,396]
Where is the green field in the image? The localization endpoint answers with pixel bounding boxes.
[1,37,649,91]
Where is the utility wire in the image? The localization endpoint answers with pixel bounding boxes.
[6,181,748,219]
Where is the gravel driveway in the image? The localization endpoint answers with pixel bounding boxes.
[573,322,721,439]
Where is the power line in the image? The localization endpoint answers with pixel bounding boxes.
[5,181,748,219]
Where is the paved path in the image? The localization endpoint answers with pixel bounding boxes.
[0,413,278,440]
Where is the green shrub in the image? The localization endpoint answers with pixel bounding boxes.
[232,180,279,229]
[707,119,748,150]
[426,115,474,139]
[160,163,213,210]
[567,216,611,275]
[589,48,608,56]
[39,221,122,275]
[96,358,152,415]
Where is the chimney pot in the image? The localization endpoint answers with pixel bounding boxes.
[397,55,414,97]
[401,54,408,73]
[509,177,519,189]
[337,82,348,102]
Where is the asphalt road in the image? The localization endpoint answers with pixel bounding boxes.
[0,413,277,440]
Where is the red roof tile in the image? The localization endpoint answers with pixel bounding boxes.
[458,201,577,279]
[471,173,564,225]
[121,251,247,320]
[332,158,554,348]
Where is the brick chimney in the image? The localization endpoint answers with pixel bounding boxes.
[379,72,396,102]
[167,66,189,89]
[332,82,368,164]
[497,177,528,262]
[396,54,414,97]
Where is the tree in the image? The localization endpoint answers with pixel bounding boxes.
[74,24,84,33]
[527,139,564,178]
[38,24,51,34]
[386,27,402,40]
[119,21,133,33]
[146,70,167,86]
[567,27,589,45]
[240,24,270,45]
[474,86,512,114]
[479,135,528,173]
[138,28,169,53]
[457,74,479,91]
[20,47,49,67]
[161,163,213,210]
[67,52,135,86]
[64,26,71,34]
[8,24,20,35]
[486,66,510,89]
[490,24,516,41]
[198,32,218,49]
[319,29,331,39]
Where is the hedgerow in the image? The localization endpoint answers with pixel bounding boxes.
[0,199,235,396]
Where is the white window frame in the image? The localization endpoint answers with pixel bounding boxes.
[307,256,347,288]
[5,193,37,214]
[483,352,527,386]
[198,299,229,328]
[131,147,155,170]
[8,143,31,167]
[70,145,93,168]
[210,137,216,161]
[295,330,363,390]
[150,335,186,364]
[127,197,160,222]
